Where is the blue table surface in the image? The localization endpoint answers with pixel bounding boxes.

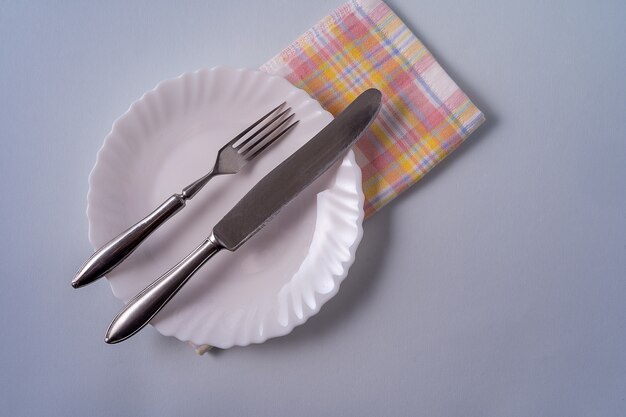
[1,1,625,416]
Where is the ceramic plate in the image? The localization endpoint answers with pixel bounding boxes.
[87,67,364,348]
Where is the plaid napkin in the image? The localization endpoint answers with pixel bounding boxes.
[193,0,484,354]
[262,0,485,218]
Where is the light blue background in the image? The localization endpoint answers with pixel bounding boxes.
[1,1,625,416]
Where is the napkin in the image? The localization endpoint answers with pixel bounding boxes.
[193,0,484,354]
[261,0,485,218]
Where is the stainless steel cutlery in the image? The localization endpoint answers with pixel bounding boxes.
[104,89,382,344]
[72,103,298,289]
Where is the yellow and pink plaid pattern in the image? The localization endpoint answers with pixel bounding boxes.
[262,0,484,218]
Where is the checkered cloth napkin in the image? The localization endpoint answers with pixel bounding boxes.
[262,0,485,218]
[194,0,484,354]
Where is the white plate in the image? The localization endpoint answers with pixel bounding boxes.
[88,67,364,348]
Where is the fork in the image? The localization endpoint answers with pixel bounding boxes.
[72,103,298,289]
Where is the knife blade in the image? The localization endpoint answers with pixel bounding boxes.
[105,88,382,344]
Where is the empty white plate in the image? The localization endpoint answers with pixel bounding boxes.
[88,67,364,348]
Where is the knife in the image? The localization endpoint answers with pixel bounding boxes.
[105,88,382,344]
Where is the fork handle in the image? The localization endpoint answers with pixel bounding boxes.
[72,194,186,288]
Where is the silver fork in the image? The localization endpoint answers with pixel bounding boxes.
[72,103,298,288]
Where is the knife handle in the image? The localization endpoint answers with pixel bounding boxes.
[72,194,186,288]
[105,234,222,344]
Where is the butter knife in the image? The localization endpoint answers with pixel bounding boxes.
[105,88,382,344]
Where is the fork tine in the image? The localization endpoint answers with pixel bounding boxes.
[227,102,285,147]
[235,107,292,151]
[244,118,299,161]
[242,113,295,156]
